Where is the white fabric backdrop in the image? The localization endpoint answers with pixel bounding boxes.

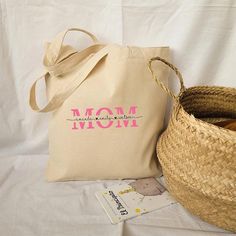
[1,0,236,156]
[0,0,236,235]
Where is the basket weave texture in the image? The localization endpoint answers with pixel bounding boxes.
[148,57,236,232]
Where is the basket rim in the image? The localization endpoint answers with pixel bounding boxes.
[174,104,236,139]
[181,85,236,91]
[177,86,236,138]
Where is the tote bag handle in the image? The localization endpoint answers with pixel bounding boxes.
[29,28,112,113]
[45,28,99,65]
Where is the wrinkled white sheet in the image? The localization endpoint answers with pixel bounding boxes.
[0,0,236,235]
[0,155,234,236]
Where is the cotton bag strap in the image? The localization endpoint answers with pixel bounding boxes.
[29,28,112,113]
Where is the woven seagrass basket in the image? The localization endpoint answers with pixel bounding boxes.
[148,57,236,232]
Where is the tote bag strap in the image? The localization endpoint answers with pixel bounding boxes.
[45,28,99,64]
[29,28,112,113]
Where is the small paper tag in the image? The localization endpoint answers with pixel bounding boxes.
[95,178,176,224]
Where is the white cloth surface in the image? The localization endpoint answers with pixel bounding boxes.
[0,0,236,235]
[0,155,235,236]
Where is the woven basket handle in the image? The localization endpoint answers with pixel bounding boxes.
[148,56,186,101]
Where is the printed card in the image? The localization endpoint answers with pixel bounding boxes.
[95,178,176,224]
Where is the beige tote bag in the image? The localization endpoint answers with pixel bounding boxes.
[29,28,170,181]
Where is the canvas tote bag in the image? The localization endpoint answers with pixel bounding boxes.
[29,28,170,181]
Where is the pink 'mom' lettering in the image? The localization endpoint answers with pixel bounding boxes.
[70,106,139,130]
[71,108,94,130]
[95,107,113,128]
[115,106,138,128]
